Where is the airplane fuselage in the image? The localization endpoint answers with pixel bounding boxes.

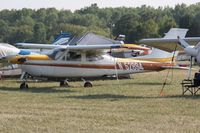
[17,54,171,78]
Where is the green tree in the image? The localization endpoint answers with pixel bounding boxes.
[7,26,33,43]
[0,20,9,42]
[158,15,177,36]
[33,22,46,43]
[137,19,159,39]
[113,13,140,43]
[188,12,200,36]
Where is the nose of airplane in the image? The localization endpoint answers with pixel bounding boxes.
[9,56,26,64]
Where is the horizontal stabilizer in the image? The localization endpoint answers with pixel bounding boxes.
[161,65,193,70]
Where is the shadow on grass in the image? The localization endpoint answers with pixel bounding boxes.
[64,94,200,100]
[129,82,170,86]
[0,86,76,93]
[100,82,171,86]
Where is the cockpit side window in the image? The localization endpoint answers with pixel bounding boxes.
[86,53,104,62]
[48,48,65,60]
[66,51,81,61]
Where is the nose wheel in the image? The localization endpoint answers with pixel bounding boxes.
[84,81,93,88]
[20,82,29,90]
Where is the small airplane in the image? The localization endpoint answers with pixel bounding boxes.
[0,32,188,89]
[3,41,186,89]
[139,28,200,78]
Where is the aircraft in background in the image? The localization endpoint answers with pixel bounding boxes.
[16,32,71,49]
[0,33,72,77]
[0,32,72,60]
[139,28,200,78]
[177,37,200,63]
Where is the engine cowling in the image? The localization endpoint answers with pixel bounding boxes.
[184,46,198,57]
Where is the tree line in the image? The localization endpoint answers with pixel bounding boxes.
[0,3,200,44]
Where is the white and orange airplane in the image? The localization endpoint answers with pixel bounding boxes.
[0,42,185,89]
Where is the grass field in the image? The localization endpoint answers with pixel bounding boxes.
[0,69,200,133]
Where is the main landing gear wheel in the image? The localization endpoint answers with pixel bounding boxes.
[84,81,93,88]
[60,80,69,87]
[20,82,29,90]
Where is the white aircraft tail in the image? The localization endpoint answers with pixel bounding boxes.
[164,28,188,39]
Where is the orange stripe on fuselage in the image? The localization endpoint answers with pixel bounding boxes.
[117,57,174,63]
[131,57,174,63]
[24,63,116,69]
[142,62,174,71]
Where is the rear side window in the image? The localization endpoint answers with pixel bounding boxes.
[86,53,103,61]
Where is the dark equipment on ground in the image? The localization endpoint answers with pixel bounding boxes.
[181,72,200,95]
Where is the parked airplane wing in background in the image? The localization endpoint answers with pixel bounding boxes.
[15,43,59,49]
[139,28,200,52]
[15,32,72,49]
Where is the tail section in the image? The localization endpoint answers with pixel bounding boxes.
[52,32,71,45]
[164,28,188,39]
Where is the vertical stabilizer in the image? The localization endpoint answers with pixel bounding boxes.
[164,28,188,39]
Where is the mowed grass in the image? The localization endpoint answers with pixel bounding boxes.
[0,70,200,133]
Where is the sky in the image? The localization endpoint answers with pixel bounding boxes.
[0,0,200,11]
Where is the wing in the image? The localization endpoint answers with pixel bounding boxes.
[15,43,59,49]
[55,44,148,51]
[67,44,121,50]
[15,42,123,50]
[139,37,200,52]
[139,28,200,52]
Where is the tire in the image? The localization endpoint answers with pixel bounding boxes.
[20,82,29,90]
[84,81,93,88]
